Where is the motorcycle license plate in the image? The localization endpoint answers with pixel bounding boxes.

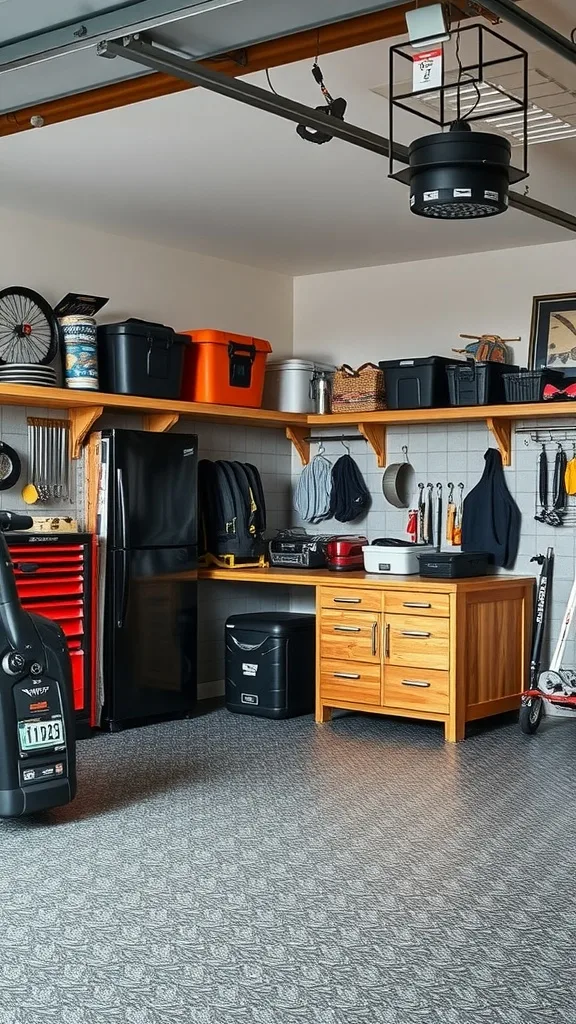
[18,717,64,751]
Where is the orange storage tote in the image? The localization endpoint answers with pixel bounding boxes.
[181,329,272,407]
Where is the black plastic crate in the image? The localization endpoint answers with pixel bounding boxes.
[503,368,565,403]
[447,361,520,406]
[379,356,463,409]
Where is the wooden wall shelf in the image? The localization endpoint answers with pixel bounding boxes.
[0,381,574,465]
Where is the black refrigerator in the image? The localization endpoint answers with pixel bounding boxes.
[97,428,198,730]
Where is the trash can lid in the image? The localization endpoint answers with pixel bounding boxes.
[226,612,315,635]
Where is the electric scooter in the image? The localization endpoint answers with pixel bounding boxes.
[0,511,76,816]
[520,545,576,734]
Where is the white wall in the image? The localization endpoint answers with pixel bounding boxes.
[0,205,293,354]
[294,238,576,368]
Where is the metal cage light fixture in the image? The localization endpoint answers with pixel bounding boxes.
[389,23,530,219]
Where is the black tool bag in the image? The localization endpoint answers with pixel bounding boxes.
[198,459,267,561]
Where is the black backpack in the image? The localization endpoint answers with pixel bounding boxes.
[198,459,266,562]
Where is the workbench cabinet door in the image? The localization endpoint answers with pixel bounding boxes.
[383,613,450,672]
[320,610,380,664]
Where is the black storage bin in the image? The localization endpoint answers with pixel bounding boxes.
[503,368,565,403]
[380,356,463,409]
[225,612,315,719]
[447,361,520,406]
[98,318,189,399]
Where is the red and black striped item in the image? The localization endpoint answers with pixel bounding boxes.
[6,532,95,736]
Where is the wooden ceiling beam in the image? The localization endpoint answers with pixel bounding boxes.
[0,1,489,137]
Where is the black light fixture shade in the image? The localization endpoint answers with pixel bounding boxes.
[408,129,512,218]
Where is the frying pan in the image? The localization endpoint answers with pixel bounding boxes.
[382,445,415,509]
[0,441,21,491]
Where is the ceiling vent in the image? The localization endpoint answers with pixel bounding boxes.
[373,67,576,147]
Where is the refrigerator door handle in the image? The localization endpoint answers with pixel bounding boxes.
[117,468,128,548]
[116,550,129,630]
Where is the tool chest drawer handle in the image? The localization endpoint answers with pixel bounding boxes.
[333,672,361,680]
[333,625,361,633]
[403,601,431,608]
[333,596,361,604]
[401,630,431,638]
[401,679,431,688]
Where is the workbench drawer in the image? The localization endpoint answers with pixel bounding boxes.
[384,613,450,671]
[320,610,380,663]
[384,591,450,618]
[320,660,381,705]
[384,665,449,714]
[320,587,382,612]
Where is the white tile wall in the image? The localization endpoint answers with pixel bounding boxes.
[291,417,576,671]
[6,406,572,698]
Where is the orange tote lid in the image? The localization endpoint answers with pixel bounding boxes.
[184,329,272,353]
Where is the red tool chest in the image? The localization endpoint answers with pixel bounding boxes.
[6,533,95,737]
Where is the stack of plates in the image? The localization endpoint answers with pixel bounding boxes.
[0,364,58,388]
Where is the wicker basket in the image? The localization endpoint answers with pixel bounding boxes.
[331,363,386,413]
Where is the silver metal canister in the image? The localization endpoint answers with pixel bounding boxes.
[310,370,332,415]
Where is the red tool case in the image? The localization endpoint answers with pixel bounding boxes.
[6,532,95,737]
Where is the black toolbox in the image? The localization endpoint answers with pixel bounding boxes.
[97,318,189,398]
[447,361,520,406]
[379,356,463,409]
[418,551,491,578]
[225,612,315,719]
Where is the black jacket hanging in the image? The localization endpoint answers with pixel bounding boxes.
[329,455,371,523]
[461,448,521,569]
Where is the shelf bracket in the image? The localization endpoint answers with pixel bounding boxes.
[358,422,386,468]
[286,426,310,465]
[144,412,180,433]
[69,406,104,459]
[486,417,512,467]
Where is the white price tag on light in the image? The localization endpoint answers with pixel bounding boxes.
[412,48,443,92]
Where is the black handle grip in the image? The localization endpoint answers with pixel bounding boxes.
[0,511,33,532]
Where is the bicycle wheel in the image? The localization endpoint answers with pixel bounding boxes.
[0,287,59,365]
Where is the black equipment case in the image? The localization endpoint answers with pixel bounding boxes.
[418,551,491,578]
[225,612,315,718]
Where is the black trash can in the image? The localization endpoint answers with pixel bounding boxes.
[225,612,315,719]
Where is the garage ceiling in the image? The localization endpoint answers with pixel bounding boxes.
[0,0,405,113]
[0,30,574,275]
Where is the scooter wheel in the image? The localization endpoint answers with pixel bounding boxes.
[519,698,543,735]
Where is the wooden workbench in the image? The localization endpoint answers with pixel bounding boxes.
[200,566,534,742]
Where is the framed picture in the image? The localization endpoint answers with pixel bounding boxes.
[530,292,576,379]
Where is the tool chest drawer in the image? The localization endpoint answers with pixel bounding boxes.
[384,613,450,671]
[384,665,449,714]
[320,661,381,705]
[320,587,382,612]
[320,609,380,663]
[7,533,94,731]
[384,590,450,618]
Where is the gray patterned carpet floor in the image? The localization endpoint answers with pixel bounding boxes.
[1,707,575,1024]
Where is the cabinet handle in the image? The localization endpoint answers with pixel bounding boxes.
[371,621,377,656]
[333,672,360,680]
[333,625,361,633]
[403,601,431,608]
[401,630,431,638]
[401,679,431,688]
[385,623,390,658]
[333,596,361,604]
